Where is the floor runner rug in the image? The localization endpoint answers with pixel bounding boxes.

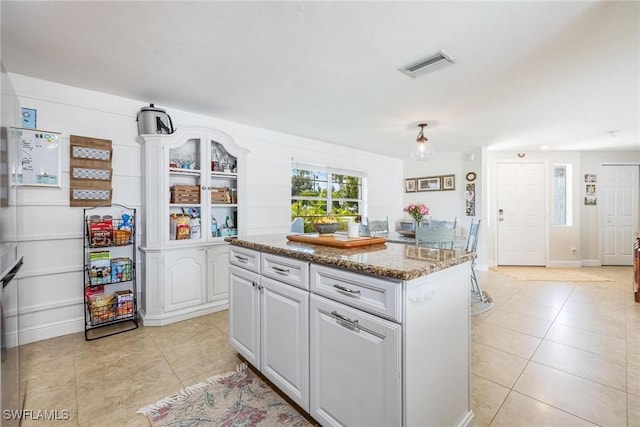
[137,364,312,426]
[490,267,614,282]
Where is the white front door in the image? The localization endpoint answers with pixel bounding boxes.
[601,165,639,265]
[496,162,546,266]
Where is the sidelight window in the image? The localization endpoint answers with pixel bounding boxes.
[553,164,572,226]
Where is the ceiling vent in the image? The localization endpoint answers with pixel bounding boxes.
[399,51,455,78]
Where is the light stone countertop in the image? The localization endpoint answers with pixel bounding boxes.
[225,233,476,281]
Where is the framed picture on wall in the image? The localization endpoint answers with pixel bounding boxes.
[442,174,455,190]
[417,176,441,192]
[405,178,416,193]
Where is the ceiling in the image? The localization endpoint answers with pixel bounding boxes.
[1,1,638,160]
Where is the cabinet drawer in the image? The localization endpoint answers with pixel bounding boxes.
[229,246,260,273]
[310,264,402,322]
[261,252,309,290]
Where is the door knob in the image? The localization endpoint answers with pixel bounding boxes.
[499,217,504,221]
[498,209,504,214]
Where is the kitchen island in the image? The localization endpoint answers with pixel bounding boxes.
[226,234,475,427]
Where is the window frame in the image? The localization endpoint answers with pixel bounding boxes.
[291,163,366,232]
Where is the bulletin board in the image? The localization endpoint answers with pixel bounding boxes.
[10,127,62,187]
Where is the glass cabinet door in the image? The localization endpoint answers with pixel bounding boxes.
[168,138,204,243]
[209,139,238,240]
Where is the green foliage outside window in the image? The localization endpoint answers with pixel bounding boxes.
[291,168,364,232]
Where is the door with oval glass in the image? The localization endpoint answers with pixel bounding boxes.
[496,162,546,265]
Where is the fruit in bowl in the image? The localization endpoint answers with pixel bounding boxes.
[313,217,339,235]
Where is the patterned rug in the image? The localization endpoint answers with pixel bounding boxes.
[137,364,312,426]
[490,267,614,282]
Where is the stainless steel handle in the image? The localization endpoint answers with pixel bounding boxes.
[320,309,385,339]
[331,310,358,326]
[272,266,290,275]
[235,255,248,263]
[333,284,361,296]
[252,281,257,288]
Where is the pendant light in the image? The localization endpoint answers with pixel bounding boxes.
[411,123,435,161]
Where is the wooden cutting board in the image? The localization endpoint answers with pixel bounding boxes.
[286,233,387,248]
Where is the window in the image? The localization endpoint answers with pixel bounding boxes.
[291,165,364,232]
[553,164,572,226]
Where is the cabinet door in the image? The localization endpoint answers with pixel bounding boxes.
[310,294,401,427]
[167,137,205,244]
[206,245,229,304]
[229,265,261,368]
[162,249,205,312]
[261,276,309,411]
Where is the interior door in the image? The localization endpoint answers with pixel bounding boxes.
[496,162,546,266]
[601,165,639,265]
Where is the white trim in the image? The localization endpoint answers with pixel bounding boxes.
[17,265,82,279]
[141,301,228,326]
[547,261,582,268]
[19,297,83,315]
[19,317,84,345]
[20,233,82,242]
[582,259,602,267]
[475,263,490,272]
[457,410,475,427]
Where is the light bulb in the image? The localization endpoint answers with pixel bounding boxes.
[411,141,435,161]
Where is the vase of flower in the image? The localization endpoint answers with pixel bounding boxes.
[404,203,430,229]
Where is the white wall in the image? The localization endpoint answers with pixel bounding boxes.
[483,149,640,268]
[9,73,403,344]
[405,148,640,269]
[403,148,484,260]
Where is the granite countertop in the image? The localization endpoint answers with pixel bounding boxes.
[225,233,476,281]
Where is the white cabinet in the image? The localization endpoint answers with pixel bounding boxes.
[137,126,247,326]
[206,245,229,304]
[261,275,309,411]
[228,246,472,426]
[229,264,261,367]
[229,249,310,411]
[309,295,401,427]
[162,249,205,312]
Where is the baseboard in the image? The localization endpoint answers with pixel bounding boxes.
[142,301,229,327]
[582,259,602,267]
[19,317,84,345]
[475,263,489,272]
[547,261,582,268]
[457,410,475,427]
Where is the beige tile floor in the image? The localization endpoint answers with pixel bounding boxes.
[472,266,639,427]
[18,266,639,426]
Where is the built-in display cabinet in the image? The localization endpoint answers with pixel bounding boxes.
[137,127,247,326]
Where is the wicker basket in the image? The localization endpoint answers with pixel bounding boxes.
[113,229,132,246]
[171,185,200,204]
[89,294,115,324]
[211,187,229,204]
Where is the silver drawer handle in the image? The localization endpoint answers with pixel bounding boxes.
[333,284,361,296]
[272,266,290,275]
[235,255,248,263]
[324,309,385,340]
[331,311,358,327]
